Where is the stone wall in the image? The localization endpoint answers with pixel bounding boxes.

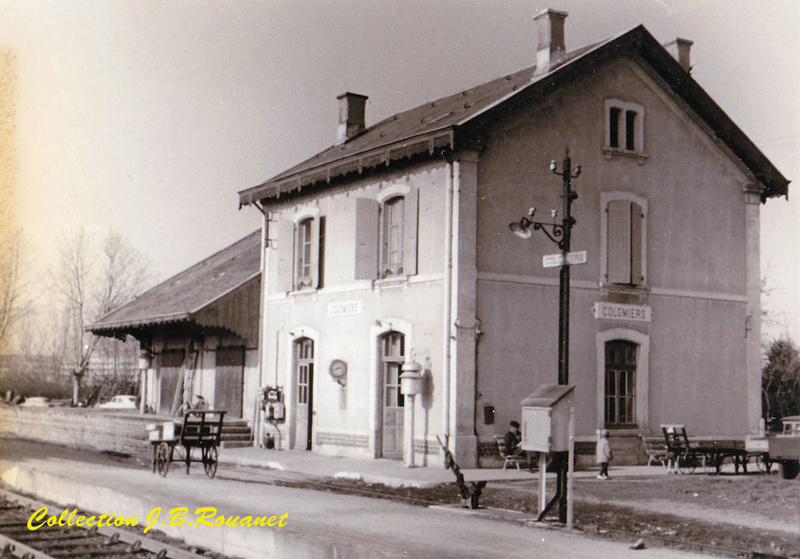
[0,407,155,456]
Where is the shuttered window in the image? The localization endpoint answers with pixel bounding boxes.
[355,198,379,280]
[607,200,644,285]
[292,216,321,290]
[355,188,418,280]
[382,197,405,277]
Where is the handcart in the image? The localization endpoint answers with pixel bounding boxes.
[662,424,753,475]
[147,410,226,479]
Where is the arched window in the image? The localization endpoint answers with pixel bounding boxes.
[382,197,405,277]
[296,217,314,287]
[605,340,637,426]
[354,185,418,280]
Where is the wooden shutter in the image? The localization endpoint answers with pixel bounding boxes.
[317,216,326,289]
[403,188,419,276]
[355,198,379,280]
[310,217,320,289]
[275,218,295,292]
[630,203,643,285]
[607,200,632,284]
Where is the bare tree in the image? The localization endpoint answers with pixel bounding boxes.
[0,228,27,354]
[52,229,148,405]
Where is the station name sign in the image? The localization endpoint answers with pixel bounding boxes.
[592,302,652,323]
[326,300,364,317]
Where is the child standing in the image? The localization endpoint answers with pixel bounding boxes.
[596,429,613,479]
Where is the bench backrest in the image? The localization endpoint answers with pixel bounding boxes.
[181,410,226,445]
[494,435,510,458]
[661,424,691,452]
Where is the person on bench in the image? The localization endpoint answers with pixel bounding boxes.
[504,420,528,462]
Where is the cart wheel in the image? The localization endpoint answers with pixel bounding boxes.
[755,453,773,474]
[703,454,721,475]
[156,443,170,478]
[779,460,799,480]
[203,446,218,479]
[677,453,696,475]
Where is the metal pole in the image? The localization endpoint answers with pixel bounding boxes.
[557,150,574,524]
[558,150,573,387]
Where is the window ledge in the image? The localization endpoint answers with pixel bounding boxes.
[600,282,649,301]
[374,275,410,291]
[602,146,647,164]
[288,288,319,301]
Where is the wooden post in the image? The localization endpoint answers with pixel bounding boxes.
[538,452,547,516]
[567,405,575,529]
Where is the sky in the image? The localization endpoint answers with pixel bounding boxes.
[1,0,799,343]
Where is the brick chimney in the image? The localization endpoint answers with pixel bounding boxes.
[336,92,368,145]
[534,8,568,75]
[664,38,693,72]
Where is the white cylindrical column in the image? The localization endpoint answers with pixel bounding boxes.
[401,350,423,468]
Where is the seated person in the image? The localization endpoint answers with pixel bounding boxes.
[192,394,209,411]
[504,420,524,457]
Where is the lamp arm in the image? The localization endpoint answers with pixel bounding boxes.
[532,222,565,246]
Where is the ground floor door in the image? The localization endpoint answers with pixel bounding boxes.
[215,347,244,418]
[381,332,405,459]
[293,338,314,450]
[158,350,185,415]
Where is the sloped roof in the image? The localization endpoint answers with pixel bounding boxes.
[90,231,261,333]
[239,25,788,206]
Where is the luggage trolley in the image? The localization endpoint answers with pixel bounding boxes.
[148,410,226,478]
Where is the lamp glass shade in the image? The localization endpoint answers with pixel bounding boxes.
[400,371,422,395]
[510,220,533,239]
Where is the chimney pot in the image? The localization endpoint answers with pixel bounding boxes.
[337,92,368,144]
[534,8,568,75]
[664,38,693,72]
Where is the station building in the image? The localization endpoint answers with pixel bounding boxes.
[90,232,261,421]
[237,11,788,468]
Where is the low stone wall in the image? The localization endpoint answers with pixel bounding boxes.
[0,406,153,456]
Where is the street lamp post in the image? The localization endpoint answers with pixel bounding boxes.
[509,148,580,523]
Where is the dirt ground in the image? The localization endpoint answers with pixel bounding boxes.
[276,470,800,557]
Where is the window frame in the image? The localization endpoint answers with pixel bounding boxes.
[604,99,645,159]
[600,192,648,289]
[291,207,321,291]
[355,184,418,281]
[381,196,405,278]
[381,332,406,409]
[604,339,638,427]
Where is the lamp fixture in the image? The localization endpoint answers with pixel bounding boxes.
[507,148,581,525]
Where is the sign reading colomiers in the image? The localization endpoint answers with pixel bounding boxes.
[592,302,652,323]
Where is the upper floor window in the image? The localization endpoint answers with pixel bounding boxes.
[382,197,405,277]
[354,185,418,281]
[296,218,314,287]
[290,210,324,291]
[604,99,644,157]
[601,192,647,287]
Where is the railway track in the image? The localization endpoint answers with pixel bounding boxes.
[0,489,208,559]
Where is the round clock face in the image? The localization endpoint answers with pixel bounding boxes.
[330,359,347,379]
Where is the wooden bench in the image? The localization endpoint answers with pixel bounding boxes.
[494,435,527,470]
[640,435,669,469]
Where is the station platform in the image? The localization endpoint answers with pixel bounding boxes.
[217,445,674,487]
